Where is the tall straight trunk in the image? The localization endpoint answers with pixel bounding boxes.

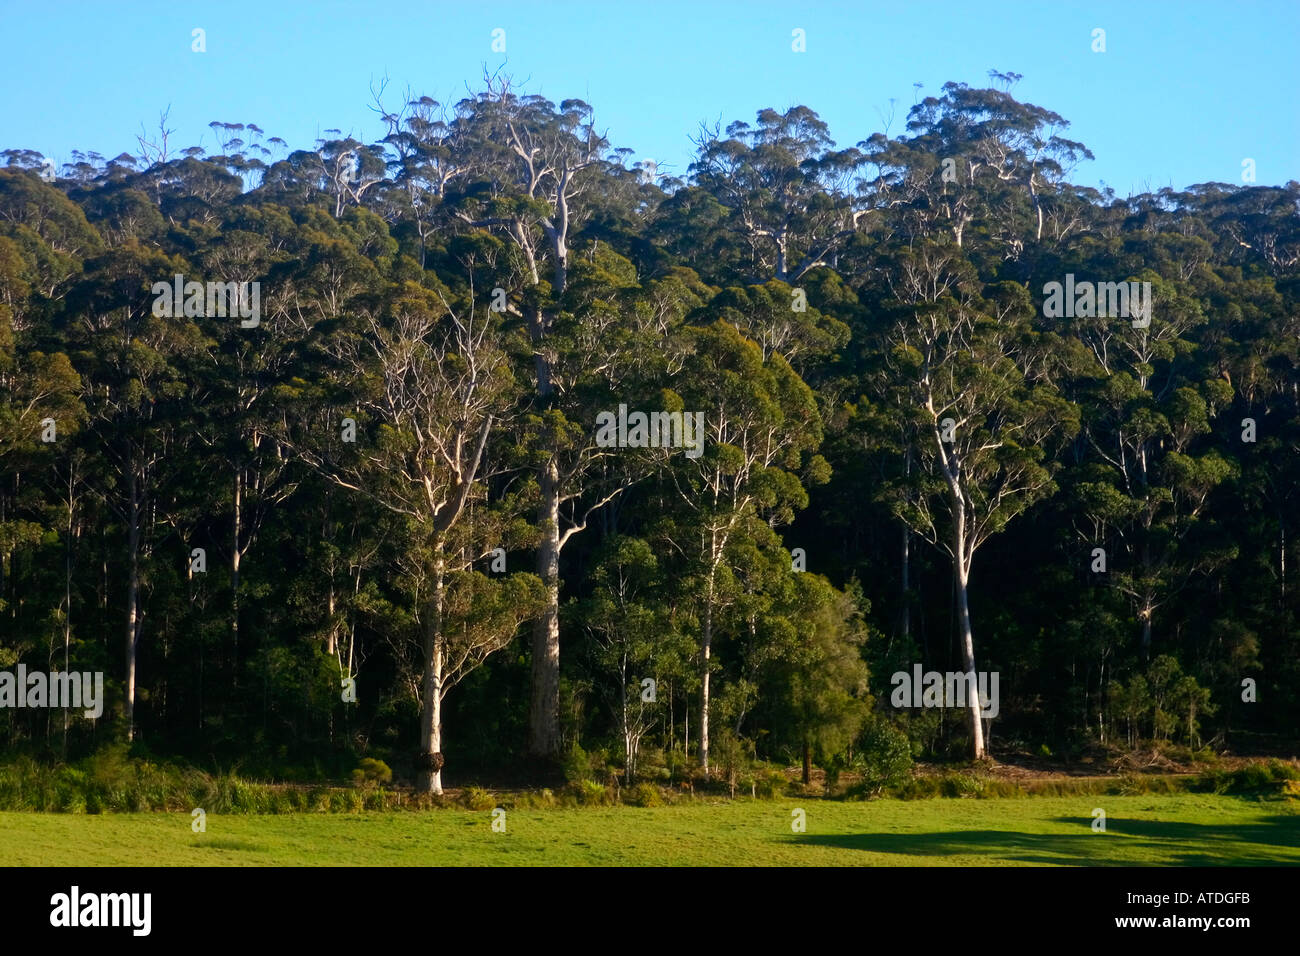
[417,558,446,794]
[667,682,674,754]
[900,522,911,641]
[1029,174,1044,242]
[901,446,912,641]
[954,563,986,760]
[529,457,562,757]
[620,651,632,783]
[231,469,241,683]
[527,277,564,757]
[62,475,75,752]
[802,738,812,785]
[324,510,338,657]
[125,464,143,742]
[699,591,713,773]
[1098,652,1107,745]
[951,498,986,761]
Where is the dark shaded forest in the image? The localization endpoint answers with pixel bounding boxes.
[2,78,1297,793]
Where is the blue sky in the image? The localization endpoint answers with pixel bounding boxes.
[3,0,1296,193]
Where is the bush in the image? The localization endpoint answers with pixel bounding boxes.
[636,748,672,784]
[562,744,592,786]
[664,748,691,785]
[514,788,556,810]
[626,783,662,807]
[847,718,913,798]
[569,779,610,806]
[940,773,985,798]
[1199,760,1300,795]
[754,769,785,799]
[712,730,751,797]
[351,758,393,788]
[461,786,497,811]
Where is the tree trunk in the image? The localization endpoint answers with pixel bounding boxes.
[231,469,241,682]
[527,286,563,758]
[125,464,142,743]
[62,468,77,751]
[802,738,812,785]
[900,522,911,641]
[417,559,446,794]
[699,595,713,773]
[529,458,562,758]
[939,432,986,762]
[955,563,986,760]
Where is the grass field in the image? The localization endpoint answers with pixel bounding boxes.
[2,794,1296,866]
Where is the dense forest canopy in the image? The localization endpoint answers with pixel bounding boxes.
[1,78,1297,793]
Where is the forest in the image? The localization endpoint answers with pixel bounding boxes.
[2,75,1297,797]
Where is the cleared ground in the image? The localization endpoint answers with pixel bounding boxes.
[2,794,1296,866]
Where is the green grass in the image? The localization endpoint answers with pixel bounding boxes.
[2,794,1296,865]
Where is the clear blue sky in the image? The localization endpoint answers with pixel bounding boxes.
[4,0,1296,193]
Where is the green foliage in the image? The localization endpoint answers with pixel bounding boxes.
[625,783,663,807]
[351,758,392,789]
[1,78,1297,789]
[1197,760,1300,795]
[460,786,497,811]
[847,718,914,798]
[1109,656,1216,748]
[561,744,592,786]
[568,779,611,807]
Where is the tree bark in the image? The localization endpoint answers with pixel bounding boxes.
[528,457,562,757]
[417,558,446,794]
[125,464,142,743]
[900,522,911,641]
[937,423,986,761]
[699,594,713,773]
[954,559,986,760]
[231,469,241,682]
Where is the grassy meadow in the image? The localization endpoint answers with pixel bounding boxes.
[3,793,1297,866]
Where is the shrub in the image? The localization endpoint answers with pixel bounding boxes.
[664,748,691,785]
[626,783,662,807]
[754,770,785,800]
[562,745,591,786]
[514,788,556,810]
[351,758,393,789]
[712,730,751,797]
[1199,760,1300,795]
[461,786,497,811]
[570,779,609,806]
[847,718,913,798]
[940,773,985,798]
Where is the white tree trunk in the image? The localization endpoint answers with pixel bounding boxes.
[418,561,446,794]
[125,464,142,742]
[699,589,713,773]
[954,555,986,760]
[529,458,562,757]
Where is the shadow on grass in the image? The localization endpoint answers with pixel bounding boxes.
[795,814,1300,866]
[190,838,268,852]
